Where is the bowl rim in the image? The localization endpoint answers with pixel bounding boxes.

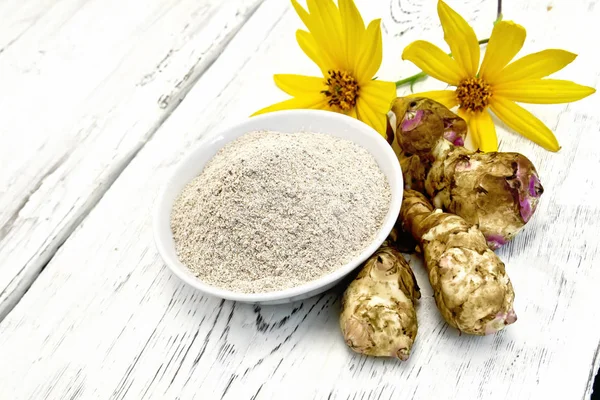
[153,109,403,303]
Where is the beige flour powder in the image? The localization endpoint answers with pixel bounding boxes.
[170,130,391,293]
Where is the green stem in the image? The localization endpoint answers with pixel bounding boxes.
[496,0,503,24]
[394,72,427,87]
[395,38,490,88]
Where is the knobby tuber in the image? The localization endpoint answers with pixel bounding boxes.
[391,97,543,249]
[340,230,421,360]
[400,190,516,335]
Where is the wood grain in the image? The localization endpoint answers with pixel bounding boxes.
[0,0,264,320]
[0,0,599,399]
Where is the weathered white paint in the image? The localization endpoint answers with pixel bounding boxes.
[0,0,264,319]
[0,0,599,399]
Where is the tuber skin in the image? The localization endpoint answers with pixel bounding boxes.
[391,97,543,249]
[400,189,516,335]
[340,229,421,360]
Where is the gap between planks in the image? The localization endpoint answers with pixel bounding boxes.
[0,0,265,322]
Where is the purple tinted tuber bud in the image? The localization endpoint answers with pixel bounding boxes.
[529,174,542,197]
[443,130,465,146]
[519,199,533,223]
[401,109,424,132]
[511,157,544,224]
[443,129,457,142]
[485,310,518,335]
[486,234,508,250]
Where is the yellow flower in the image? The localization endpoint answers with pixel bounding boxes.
[402,0,595,152]
[252,0,397,137]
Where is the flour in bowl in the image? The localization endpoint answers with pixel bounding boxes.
[170,130,391,293]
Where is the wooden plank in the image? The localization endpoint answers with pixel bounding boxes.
[0,0,264,319]
[1,0,599,399]
[0,0,57,52]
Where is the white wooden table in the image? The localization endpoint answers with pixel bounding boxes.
[1,0,599,398]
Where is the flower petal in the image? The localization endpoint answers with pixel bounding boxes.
[291,0,312,30]
[493,79,596,104]
[437,0,480,77]
[479,21,526,82]
[251,94,328,116]
[359,79,397,113]
[339,0,365,73]
[406,90,458,109]
[292,0,345,70]
[306,0,347,69]
[296,30,333,74]
[347,106,358,119]
[402,40,464,85]
[495,49,578,83]
[454,108,474,144]
[468,110,498,152]
[489,97,559,151]
[456,108,478,148]
[355,19,383,81]
[356,97,387,136]
[273,74,326,97]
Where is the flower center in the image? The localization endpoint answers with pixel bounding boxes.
[456,77,492,113]
[322,70,359,111]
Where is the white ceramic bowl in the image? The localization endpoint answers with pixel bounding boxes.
[154,109,403,305]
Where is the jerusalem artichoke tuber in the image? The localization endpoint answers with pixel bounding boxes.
[392,97,543,249]
[340,230,420,360]
[400,190,516,335]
